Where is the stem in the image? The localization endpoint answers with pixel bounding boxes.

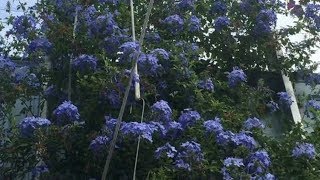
[67,0,79,101]
[133,98,145,180]
[101,0,154,179]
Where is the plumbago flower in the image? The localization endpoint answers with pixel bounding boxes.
[175,141,204,171]
[222,157,244,179]
[155,143,177,159]
[7,15,37,39]
[266,101,279,113]
[198,78,214,92]
[27,38,52,54]
[243,117,265,130]
[211,1,227,15]
[177,0,196,10]
[232,132,257,150]
[86,11,119,38]
[292,143,316,159]
[119,41,140,63]
[151,100,172,122]
[178,109,201,129]
[203,117,223,134]
[246,150,271,175]
[188,15,201,32]
[89,136,110,155]
[137,53,162,76]
[214,16,230,32]
[120,122,157,142]
[0,56,15,73]
[53,101,80,125]
[72,55,98,73]
[277,92,293,108]
[19,117,51,138]
[151,48,170,60]
[227,67,247,88]
[254,9,277,35]
[305,3,320,29]
[163,14,184,34]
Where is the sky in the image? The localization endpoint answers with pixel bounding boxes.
[0,0,319,71]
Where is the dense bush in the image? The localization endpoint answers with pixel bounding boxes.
[1,0,320,179]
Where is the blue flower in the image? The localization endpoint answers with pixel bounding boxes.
[72,54,98,73]
[164,121,184,138]
[227,67,247,87]
[277,92,293,107]
[203,117,223,134]
[32,162,49,178]
[155,143,177,159]
[266,101,279,113]
[188,15,201,32]
[198,78,214,92]
[138,53,161,75]
[211,1,227,15]
[292,143,316,159]
[175,141,204,171]
[7,15,36,39]
[89,135,110,155]
[151,48,170,60]
[177,0,196,10]
[104,35,126,58]
[232,132,257,150]
[151,100,172,122]
[53,101,80,125]
[0,56,15,73]
[87,13,118,38]
[119,41,140,63]
[216,130,234,145]
[224,157,244,167]
[254,9,277,35]
[120,122,157,142]
[28,38,52,54]
[244,117,265,130]
[19,117,51,137]
[105,116,119,131]
[246,150,271,174]
[214,16,230,32]
[163,14,184,34]
[145,32,161,43]
[178,109,201,128]
[106,90,121,108]
[305,4,320,29]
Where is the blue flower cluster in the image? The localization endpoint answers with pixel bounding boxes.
[211,1,227,15]
[243,117,265,130]
[227,67,247,88]
[19,117,51,137]
[163,14,184,34]
[203,117,223,134]
[7,15,36,39]
[177,0,196,10]
[204,117,257,150]
[13,66,40,88]
[151,48,170,60]
[266,101,279,113]
[198,78,214,92]
[44,85,67,102]
[145,32,161,43]
[175,141,204,171]
[155,143,177,159]
[305,3,320,29]
[28,38,52,54]
[0,56,15,73]
[72,54,98,73]
[292,143,316,159]
[120,122,157,142]
[138,53,162,76]
[119,41,140,63]
[277,92,293,108]
[53,101,80,125]
[188,15,201,32]
[214,16,230,32]
[178,109,201,129]
[222,151,274,179]
[89,135,110,155]
[86,11,119,38]
[151,100,172,122]
[254,9,277,35]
